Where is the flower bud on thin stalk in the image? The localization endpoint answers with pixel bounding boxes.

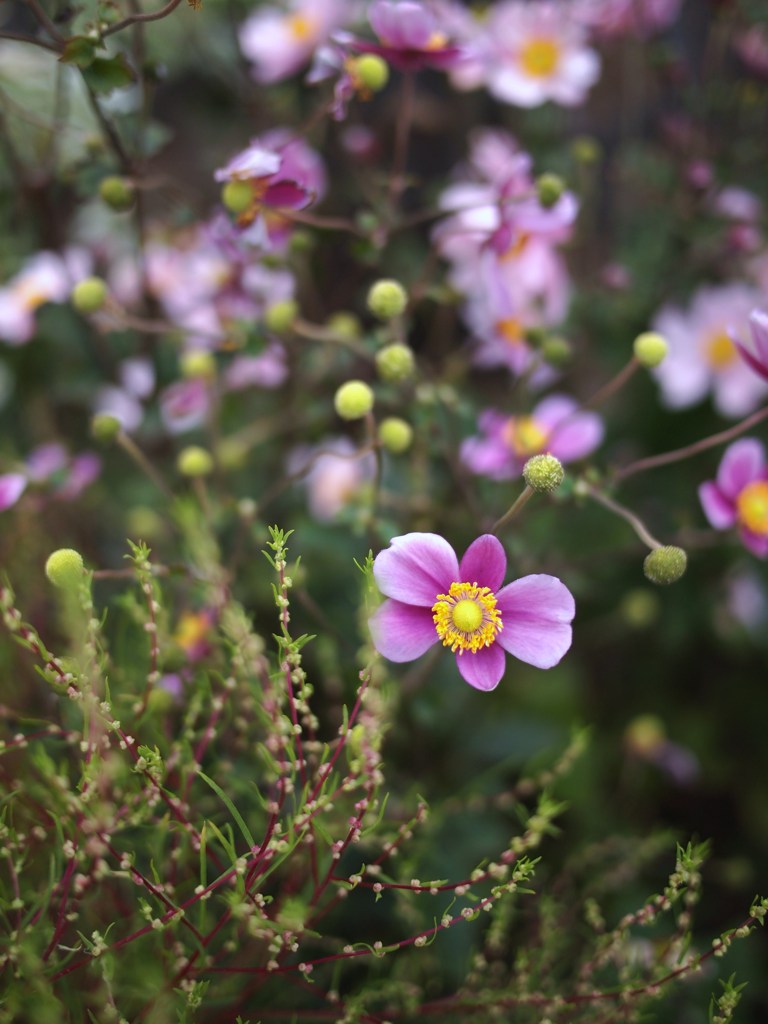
[492,455,565,535]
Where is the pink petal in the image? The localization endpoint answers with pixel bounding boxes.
[749,309,768,361]
[740,528,768,558]
[0,473,26,511]
[495,575,575,669]
[548,411,604,463]
[716,438,766,497]
[455,642,506,691]
[368,600,437,661]
[735,341,768,382]
[459,534,507,591]
[373,532,459,606]
[698,481,736,529]
[263,180,313,210]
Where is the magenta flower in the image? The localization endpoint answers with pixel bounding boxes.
[699,438,768,558]
[461,394,603,481]
[369,532,575,691]
[733,308,768,383]
[358,1,463,71]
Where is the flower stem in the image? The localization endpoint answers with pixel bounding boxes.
[491,485,535,535]
[615,403,768,483]
[581,482,662,550]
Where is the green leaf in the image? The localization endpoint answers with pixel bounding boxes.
[59,36,99,68]
[197,770,256,851]
[82,55,135,94]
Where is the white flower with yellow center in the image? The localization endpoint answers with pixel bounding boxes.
[481,1,600,109]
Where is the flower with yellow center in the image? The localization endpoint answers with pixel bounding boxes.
[432,581,503,655]
[496,317,526,345]
[287,12,315,41]
[503,415,548,457]
[736,480,768,536]
[519,37,561,78]
[705,330,737,370]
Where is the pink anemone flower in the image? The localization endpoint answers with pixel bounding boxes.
[699,438,768,558]
[369,532,575,691]
[358,0,464,71]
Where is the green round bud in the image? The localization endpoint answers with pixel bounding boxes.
[326,311,361,340]
[99,175,135,211]
[633,331,669,369]
[216,437,248,470]
[523,453,565,493]
[264,299,298,334]
[625,714,665,754]
[375,343,415,382]
[366,278,407,320]
[540,335,572,367]
[620,588,659,628]
[643,546,687,585]
[221,179,253,215]
[571,135,602,164]
[352,54,390,93]
[71,277,108,314]
[379,417,413,454]
[177,446,214,477]
[180,350,216,379]
[45,548,85,590]
[90,413,122,444]
[334,380,374,420]
[536,172,566,209]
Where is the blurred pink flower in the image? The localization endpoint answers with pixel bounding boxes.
[0,473,26,511]
[290,437,375,521]
[357,0,463,71]
[699,438,768,558]
[478,1,600,108]
[0,250,88,346]
[224,343,289,391]
[369,532,575,690]
[238,0,346,83]
[651,283,768,417]
[461,395,603,481]
[578,0,682,37]
[160,378,210,435]
[734,24,768,79]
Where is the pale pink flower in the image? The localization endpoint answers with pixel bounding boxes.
[239,0,347,83]
[290,438,375,521]
[699,438,768,558]
[578,0,682,37]
[0,251,85,346]
[652,283,768,417]
[357,0,463,71]
[479,1,600,108]
[733,309,768,383]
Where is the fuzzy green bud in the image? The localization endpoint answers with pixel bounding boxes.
[366,278,407,320]
[177,445,214,477]
[536,172,566,209]
[375,343,415,382]
[221,179,253,215]
[72,277,108,314]
[90,413,122,444]
[45,548,85,590]
[643,545,687,585]
[523,453,565,493]
[99,175,135,211]
[379,417,413,453]
[633,331,669,368]
[334,380,374,420]
[326,311,361,339]
[264,299,298,334]
[351,54,390,92]
[541,334,572,367]
[180,349,216,379]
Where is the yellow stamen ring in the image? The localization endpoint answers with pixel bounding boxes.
[432,582,503,655]
[736,480,768,536]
